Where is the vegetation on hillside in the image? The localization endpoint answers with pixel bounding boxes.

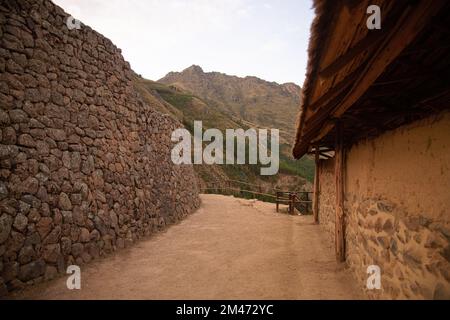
[134,75,315,197]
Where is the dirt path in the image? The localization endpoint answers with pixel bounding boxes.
[12,194,364,299]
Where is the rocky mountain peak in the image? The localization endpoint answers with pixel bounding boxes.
[183,64,204,74]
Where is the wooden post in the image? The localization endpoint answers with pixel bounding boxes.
[313,146,320,224]
[335,121,345,262]
[292,193,297,215]
[288,193,292,214]
[276,192,279,212]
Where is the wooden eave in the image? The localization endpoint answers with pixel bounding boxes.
[293,0,450,159]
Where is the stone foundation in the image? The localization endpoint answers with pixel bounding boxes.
[0,0,200,296]
[317,111,450,299]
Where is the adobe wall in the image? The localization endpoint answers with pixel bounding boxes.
[0,0,200,296]
[317,157,335,241]
[317,110,450,299]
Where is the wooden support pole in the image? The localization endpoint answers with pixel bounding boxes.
[313,146,320,224]
[292,193,296,215]
[276,192,280,212]
[289,193,294,214]
[335,122,345,262]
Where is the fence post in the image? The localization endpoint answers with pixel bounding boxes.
[276,192,279,212]
[288,193,293,214]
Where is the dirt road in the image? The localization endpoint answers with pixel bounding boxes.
[12,194,363,299]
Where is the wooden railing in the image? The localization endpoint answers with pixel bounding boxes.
[275,191,312,214]
[201,179,313,215]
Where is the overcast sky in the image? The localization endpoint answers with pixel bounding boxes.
[53,0,314,85]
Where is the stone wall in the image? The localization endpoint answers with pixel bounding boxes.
[0,0,200,296]
[317,110,450,299]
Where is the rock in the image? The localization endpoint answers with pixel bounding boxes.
[20,177,39,194]
[13,213,28,231]
[36,217,53,239]
[18,245,36,264]
[9,109,28,123]
[2,126,16,144]
[7,279,25,292]
[43,226,61,244]
[0,214,13,244]
[94,216,108,236]
[22,194,41,208]
[18,260,46,282]
[377,236,390,249]
[6,59,23,74]
[81,252,92,263]
[81,155,95,174]
[58,192,72,210]
[433,283,450,300]
[2,262,19,282]
[44,265,58,281]
[89,229,100,241]
[71,243,84,257]
[71,152,81,171]
[8,230,25,252]
[61,237,72,255]
[403,249,422,267]
[0,181,8,200]
[0,109,10,125]
[0,145,18,160]
[0,278,8,296]
[79,228,90,243]
[72,206,84,226]
[42,244,61,263]
[24,232,41,246]
[404,217,421,232]
[442,245,450,263]
[48,128,66,141]
[382,220,394,234]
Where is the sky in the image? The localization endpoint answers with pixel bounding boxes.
[53,0,314,85]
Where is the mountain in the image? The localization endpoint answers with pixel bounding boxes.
[133,67,314,196]
[159,65,302,141]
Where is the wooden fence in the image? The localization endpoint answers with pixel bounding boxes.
[201,179,313,215]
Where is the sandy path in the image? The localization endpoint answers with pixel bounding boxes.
[11,194,363,299]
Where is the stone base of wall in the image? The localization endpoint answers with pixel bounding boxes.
[316,110,450,300]
[346,197,450,299]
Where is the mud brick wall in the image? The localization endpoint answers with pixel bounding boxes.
[317,111,450,299]
[317,158,335,242]
[0,0,200,295]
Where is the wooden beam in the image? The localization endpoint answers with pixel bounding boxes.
[335,121,345,262]
[333,1,444,118]
[302,1,446,153]
[309,63,364,111]
[319,31,384,79]
[313,146,320,224]
[319,1,412,79]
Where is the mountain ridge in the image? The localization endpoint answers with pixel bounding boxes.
[158,65,302,138]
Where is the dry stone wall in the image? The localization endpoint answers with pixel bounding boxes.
[0,0,200,296]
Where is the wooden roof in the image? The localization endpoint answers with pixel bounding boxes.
[293,0,450,159]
